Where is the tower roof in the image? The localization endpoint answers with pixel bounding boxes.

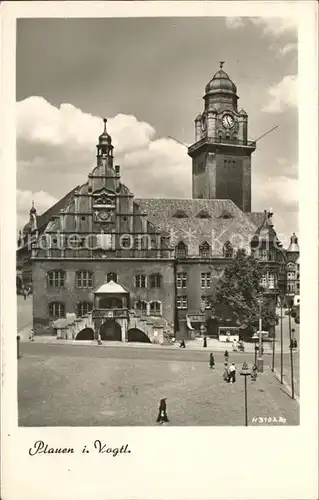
[287,233,299,252]
[98,118,112,146]
[205,63,237,95]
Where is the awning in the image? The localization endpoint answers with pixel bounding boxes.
[186,316,195,330]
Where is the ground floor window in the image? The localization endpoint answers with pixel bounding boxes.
[49,302,65,319]
[76,302,93,317]
[149,301,162,316]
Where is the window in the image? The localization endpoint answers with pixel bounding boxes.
[176,272,187,289]
[287,282,295,292]
[48,270,65,287]
[76,270,93,288]
[135,300,147,313]
[196,211,211,219]
[150,273,161,288]
[223,241,233,258]
[177,296,187,309]
[287,271,295,280]
[135,274,147,288]
[49,302,65,320]
[268,273,275,289]
[258,249,269,261]
[150,301,161,316]
[176,241,187,258]
[199,241,211,258]
[173,210,188,219]
[201,296,210,310]
[107,272,118,283]
[260,272,275,289]
[76,302,93,317]
[201,272,211,289]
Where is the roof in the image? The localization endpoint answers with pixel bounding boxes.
[36,186,79,231]
[95,280,128,294]
[134,198,260,256]
[246,212,265,227]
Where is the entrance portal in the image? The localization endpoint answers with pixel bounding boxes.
[100,320,122,341]
[127,328,151,343]
[76,328,94,341]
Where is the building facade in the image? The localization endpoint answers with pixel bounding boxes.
[17,64,299,341]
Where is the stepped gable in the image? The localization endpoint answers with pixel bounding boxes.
[134,198,259,256]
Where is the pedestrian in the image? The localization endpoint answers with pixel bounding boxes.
[229,363,236,383]
[223,362,230,382]
[209,352,215,369]
[156,398,169,424]
[179,339,186,348]
[203,336,207,348]
[251,364,258,381]
[224,350,229,363]
[29,329,35,341]
[23,288,27,301]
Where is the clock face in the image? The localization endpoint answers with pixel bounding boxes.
[201,115,207,131]
[222,114,235,129]
[98,210,110,221]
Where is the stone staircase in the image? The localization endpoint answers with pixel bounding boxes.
[52,310,174,343]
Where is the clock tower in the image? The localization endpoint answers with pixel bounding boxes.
[188,63,256,212]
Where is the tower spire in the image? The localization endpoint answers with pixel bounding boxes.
[219,61,225,69]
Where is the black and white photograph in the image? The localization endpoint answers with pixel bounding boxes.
[1,2,318,499]
[15,15,301,427]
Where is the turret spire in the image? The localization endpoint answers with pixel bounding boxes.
[219,60,225,69]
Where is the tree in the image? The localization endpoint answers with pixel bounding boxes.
[209,249,276,334]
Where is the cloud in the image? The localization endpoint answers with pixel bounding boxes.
[226,16,297,35]
[262,75,297,113]
[278,42,297,55]
[17,188,58,231]
[16,97,191,226]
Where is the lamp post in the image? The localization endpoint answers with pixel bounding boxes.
[280,294,284,384]
[252,332,258,365]
[271,326,276,372]
[287,294,295,400]
[240,362,252,426]
[257,294,264,372]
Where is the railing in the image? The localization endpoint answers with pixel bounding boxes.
[188,136,256,153]
[92,308,128,319]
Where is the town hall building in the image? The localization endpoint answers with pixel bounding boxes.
[17,64,299,342]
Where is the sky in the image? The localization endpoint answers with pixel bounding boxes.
[16,16,298,246]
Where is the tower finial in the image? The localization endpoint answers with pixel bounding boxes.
[219,61,225,69]
[103,117,107,133]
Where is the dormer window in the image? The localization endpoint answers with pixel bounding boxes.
[223,241,233,258]
[219,211,233,219]
[196,210,211,219]
[173,210,188,219]
[175,241,187,259]
[199,241,211,258]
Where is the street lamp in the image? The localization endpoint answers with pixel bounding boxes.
[240,361,252,426]
[277,270,287,385]
[252,332,259,365]
[257,294,264,372]
[286,294,295,400]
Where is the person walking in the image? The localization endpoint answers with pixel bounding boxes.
[29,329,35,341]
[203,336,207,348]
[224,350,229,363]
[223,362,230,382]
[23,288,27,301]
[209,352,215,369]
[156,398,169,424]
[229,363,236,383]
[179,339,186,348]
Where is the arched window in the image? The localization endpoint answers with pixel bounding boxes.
[76,302,93,317]
[76,270,93,288]
[49,302,65,319]
[135,300,147,314]
[150,301,162,316]
[223,241,233,258]
[199,241,211,258]
[47,270,65,287]
[150,273,162,288]
[134,274,147,288]
[107,272,118,283]
[175,241,187,259]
